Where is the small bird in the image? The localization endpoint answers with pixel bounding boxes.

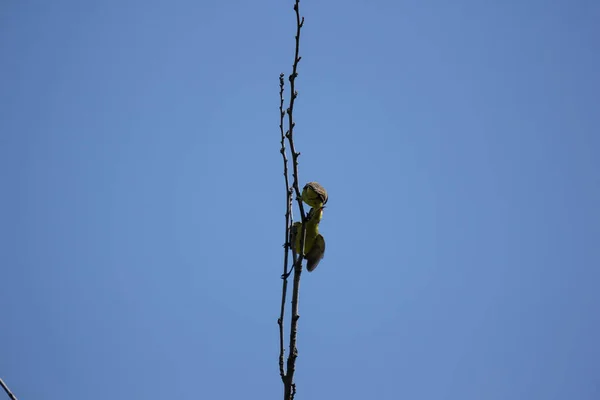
[289,209,326,272]
[302,182,328,209]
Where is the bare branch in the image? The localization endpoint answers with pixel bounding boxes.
[278,1,307,398]
[283,1,306,399]
[278,73,294,383]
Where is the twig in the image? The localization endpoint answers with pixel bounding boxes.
[283,1,306,399]
[277,73,293,383]
[0,378,18,400]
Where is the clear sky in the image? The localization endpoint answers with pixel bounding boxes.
[1,0,599,399]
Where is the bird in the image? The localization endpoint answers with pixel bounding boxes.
[302,182,328,209]
[289,208,326,272]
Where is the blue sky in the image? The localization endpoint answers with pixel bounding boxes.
[1,0,599,399]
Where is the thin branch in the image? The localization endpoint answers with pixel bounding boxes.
[283,1,305,399]
[0,378,18,400]
[277,73,294,383]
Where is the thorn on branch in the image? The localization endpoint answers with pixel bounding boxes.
[300,17,304,27]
